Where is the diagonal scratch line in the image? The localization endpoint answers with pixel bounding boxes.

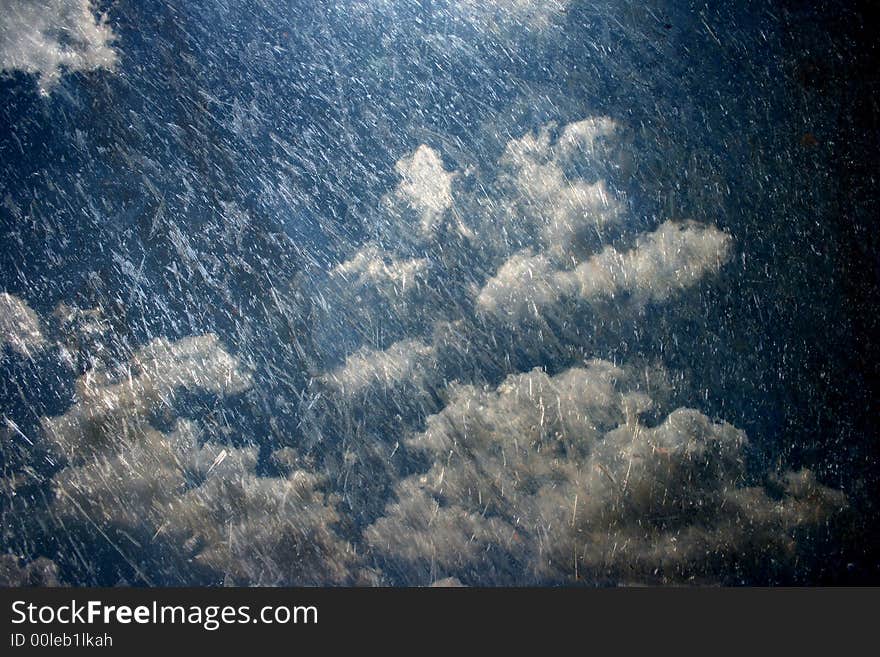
[58,488,155,586]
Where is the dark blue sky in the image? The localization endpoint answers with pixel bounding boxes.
[1,0,877,586]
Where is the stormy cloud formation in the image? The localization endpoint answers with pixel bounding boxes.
[1,0,877,586]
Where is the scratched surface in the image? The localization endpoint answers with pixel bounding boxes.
[0,1,877,586]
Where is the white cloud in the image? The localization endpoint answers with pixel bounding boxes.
[42,333,253,463]
[390,145,456,236]
[164,463,365,585]
[325,338,438,399]
[477,221,732,320]
[52,416,364,585]
[474,250,562,319]
[500,117,619,171]
[486,118,625,262]
[331,244,429,302]
[53,419,257,536]
[569,220,733,304]
[366,362,846,585]
[0,0,117,95]
[43,334,369,585]
[0,292,46,358]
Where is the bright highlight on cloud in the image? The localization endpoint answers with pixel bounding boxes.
[0,0,117,95]
[477,221,732,320]
[331,245,429,304]
[0,292,46,357]
[327,339,437,399]
[499,117,623,260]
[390,145,456,236]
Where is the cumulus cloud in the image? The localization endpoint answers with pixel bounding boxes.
[42,333,253,462]
[495,117,623,260]
[318,118,635,342]
[366,362,846,585]
[43,333,367,585]
[164,456,365,586]
[0,292,46,358]
[475,117,731,322]
[317,117,640,348]
[52,416,362,585]
[52,419,256,536]
[570,220,732,303]
[388,145,457,236]
[325,338,438,400]
[330,244,429,304]
[0,0,117,95]
[475,251,560,320]
[477,221,733,320]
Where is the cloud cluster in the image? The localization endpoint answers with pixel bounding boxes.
[477,221,732,321]
[569,220,732,304]
[42,333,253,461]
[42,332,368,585]
[53,416,363,585]
[317,117,730,385]
[0,0,117,95]
[366,362,847,585]
[325,338,438,400]
[496,117,624,260]
[310,117,731,477]
[389,145,456,236]
[316,118,630,348]
[294,116,848,586]
[0,292,46,358]
[163,449,365,586]
[473,118,731,322]
[5,112,846,586]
